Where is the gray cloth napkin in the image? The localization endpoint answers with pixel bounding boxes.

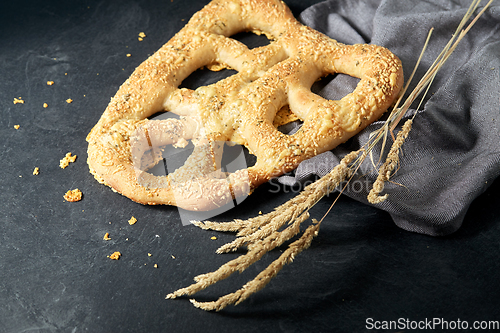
[279,0,500,236]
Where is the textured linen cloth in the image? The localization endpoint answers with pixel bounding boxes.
[278,0,500,236]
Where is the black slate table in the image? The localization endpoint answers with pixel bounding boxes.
[1,0,499,332]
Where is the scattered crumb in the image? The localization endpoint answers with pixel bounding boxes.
[66,98,73,104]
[108,251,121,260]
[259,211,262,215]
[211,236,217,240]
[14,125,20,130]
[47,81,54,86]
[148,253,152,257]
[154,264,158,268]
[43,103,48,108]
[138,32,146,38]
[64,189,82,202]
[13,97,24,104]
[171,255,176,259]
[126,53,131,57]
[103,233,111,241]
[33,167,39,175]
[60,152,77,169]
[128,216,137,225]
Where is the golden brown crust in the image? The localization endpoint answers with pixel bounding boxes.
[87,0,403,211]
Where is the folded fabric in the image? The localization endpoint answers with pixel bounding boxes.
[279,0,500,236]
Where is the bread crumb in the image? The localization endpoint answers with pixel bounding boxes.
[154,264,158,268]
[171,255,176,259]
[14,125,20,129]
[60,152,77,168]
[108,251,121,260]
[64,189,82,202]
[128,216,137,225]
[33,167,39,175]
[148,253,152,257]
[138,32,146,38]
[43,103,48,108]
[103,233,111,241]
[66,98,73,104]
[211,236,217,240]
[13,97,24,104]
[126,53,131,57]
[47,81,54,86]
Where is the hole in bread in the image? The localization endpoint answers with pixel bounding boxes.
[145,158,168,177]
[139,138,256,178]
[311,73,360,101]
[273,104,303,135]
[231,31,271,49]
[137,141,196,178]
[179,65,237,91]
[148,110,180,121]
[221,143,257,171]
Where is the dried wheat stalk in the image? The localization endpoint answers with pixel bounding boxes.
[166,150,359,310]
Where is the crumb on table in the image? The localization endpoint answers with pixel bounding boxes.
[64,189,82,202]
[128,216,137,225]
[108,251,121,260]
[13,97,24,104]
[14,125,20,129]
[60,152,77,169]
[103,233,111,241]
[33,167,39,175]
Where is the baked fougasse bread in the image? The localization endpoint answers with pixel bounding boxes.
[86,0,404,211]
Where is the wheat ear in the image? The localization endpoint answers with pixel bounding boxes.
[166,151,359,311]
